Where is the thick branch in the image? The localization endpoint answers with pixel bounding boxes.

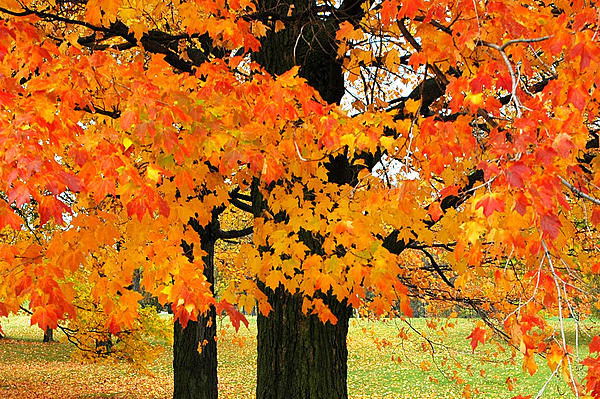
[74,104,121,119]
[230,197,253,213]
[217,226,253,240]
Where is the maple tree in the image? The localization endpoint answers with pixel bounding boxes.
[1,0,600,398]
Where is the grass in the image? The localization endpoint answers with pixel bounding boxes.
[0,314,596,398]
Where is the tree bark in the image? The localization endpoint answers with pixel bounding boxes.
[257,286,352,399]
[173,219,218,399]
[43,327,54,343]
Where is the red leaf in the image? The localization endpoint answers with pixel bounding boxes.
[39,196,70,225]
[535,146,557,166]
[475,194,505,217]
[399,295,413,317]
[120,110,138,130]
[158,196,170,218]
[105,314,121,335]
[506,162,531,188]
[216,300,249,332]
[552,133,574,157]
[59,171,84,193]
[567,86,587,111]
[428,202,443,222]
[570,42,597,71]
[514,192,530,216]
[0,204,21,229]
[590,336,600,354]
[126,196,149,221]
[380,0,397,25]
[592,207,600,226]
[89,179,116,203]
[30,305,58,331]
[466,326,486,352]
[8,183,31,207]
[440,185,459,198]
[398,0,421,18]
[540,213,561,239]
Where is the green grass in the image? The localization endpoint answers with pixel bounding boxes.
[0,314,596,398]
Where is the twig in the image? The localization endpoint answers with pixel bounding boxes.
[542,240,580,398]
[559,176,600,206]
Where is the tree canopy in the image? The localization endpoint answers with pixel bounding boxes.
[1,0,600,397]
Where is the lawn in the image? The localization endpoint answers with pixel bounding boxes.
[0,314,595,398]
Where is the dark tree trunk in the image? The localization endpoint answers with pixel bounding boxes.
[173,315,217,399]
[253,1,366,398]
[253,1,346,105]
[173,219,218,399]
[43,327,54,343]
[257,286,352,399]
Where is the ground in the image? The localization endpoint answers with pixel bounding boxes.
[0,314,594,398]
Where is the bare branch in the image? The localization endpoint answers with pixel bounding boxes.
[559,176,600,206]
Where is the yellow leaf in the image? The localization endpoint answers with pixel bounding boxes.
[123,137,133,150]
[130,21,148,42]
[461,221,485,244]
[147,165,161,182]
[524,353,538,375]
[380,136,396,150]
[265,270,284,290]
[420,360,432,371]
[405,98,421,114]
[546,344,563,371]
[252,21,268,37]
[465,93,484,106]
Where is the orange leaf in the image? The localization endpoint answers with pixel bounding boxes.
[466,326,486,352]
[30,305,58,331]
[428,202,443,222]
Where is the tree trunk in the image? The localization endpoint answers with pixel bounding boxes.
[173,315,217,399]
[252,2,366,398]
[173,219,218,399]
[257,286,352,399]
[43,327,54,343]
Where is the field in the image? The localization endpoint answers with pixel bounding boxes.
[0,314,595,398]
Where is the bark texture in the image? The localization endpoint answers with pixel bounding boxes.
[173,220,218,399]
[257,287,352,399]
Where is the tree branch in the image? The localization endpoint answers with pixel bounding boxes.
[0,6,196,73]
[420,249,454,288]
[559,176,600,206]
[217,226,253,240]
[230,197,253,214]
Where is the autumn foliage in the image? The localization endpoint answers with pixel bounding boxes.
[0,0,600,397]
